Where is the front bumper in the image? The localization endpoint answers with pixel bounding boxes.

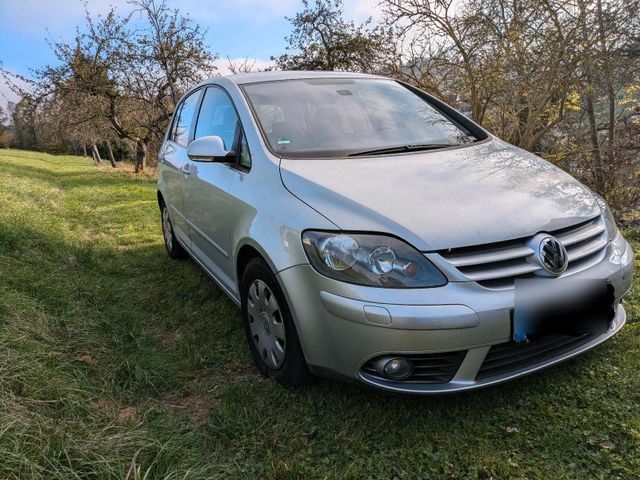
[277,233,634,393]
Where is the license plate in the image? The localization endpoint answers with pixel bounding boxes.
[513,279,612,342]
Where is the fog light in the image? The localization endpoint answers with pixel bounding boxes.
[376,357,414,380]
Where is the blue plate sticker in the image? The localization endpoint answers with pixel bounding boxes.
[513,309,529,343]
[276,137,291,145]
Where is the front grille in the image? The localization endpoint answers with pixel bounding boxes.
[476,333,595,380]
[438,216,607,289]
[361,351,466,384]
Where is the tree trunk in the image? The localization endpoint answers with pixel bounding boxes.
[106,142,117,168]
[604,83,616,191]
[135,140,147,172]
[596,0,616,192]
[82,144,88,158]
[91,143,102,165]
[577,0,605,193]
[585,94,605,192]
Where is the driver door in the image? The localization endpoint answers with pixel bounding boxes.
[182,86,250,293]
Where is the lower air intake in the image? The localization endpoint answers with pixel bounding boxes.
[476,333,595,380]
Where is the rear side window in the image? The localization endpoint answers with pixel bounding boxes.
[172,90,201,147]
[194,87,239,150]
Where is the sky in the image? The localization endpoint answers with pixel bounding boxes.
[0,0,382,109]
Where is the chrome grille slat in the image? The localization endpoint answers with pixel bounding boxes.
[438,216,607,288]
[445,245,535,267]
[556,221,606,247]
[566,236,607,262]
[462,262,541,282]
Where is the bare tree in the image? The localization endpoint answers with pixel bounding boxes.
[34,0,217,171]
[382,0,639,211]
[273,0,398,73]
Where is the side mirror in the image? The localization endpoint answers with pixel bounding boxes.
[187,135,234,162]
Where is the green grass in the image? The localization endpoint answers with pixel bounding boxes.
[0,148,638,480]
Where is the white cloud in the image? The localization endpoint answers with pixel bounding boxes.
[0,73,29,110]
[0,0,130,35]
[177,0,298,24]
[343,0,383,23]
[213,57,274,75]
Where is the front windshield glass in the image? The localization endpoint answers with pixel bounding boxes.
[242,78,479,158]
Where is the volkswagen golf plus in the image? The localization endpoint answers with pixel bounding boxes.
[157,71,634,393]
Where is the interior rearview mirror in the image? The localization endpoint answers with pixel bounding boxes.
[187,135,234,162]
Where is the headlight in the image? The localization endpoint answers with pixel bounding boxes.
[593,194,618,242]
[301,231,447,288]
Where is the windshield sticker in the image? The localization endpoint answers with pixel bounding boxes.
[276,137,291,145]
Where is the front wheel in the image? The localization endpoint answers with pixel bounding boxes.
[160,202,187,259]
[240,258,315,387]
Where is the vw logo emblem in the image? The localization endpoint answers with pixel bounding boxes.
[538,236,568,276]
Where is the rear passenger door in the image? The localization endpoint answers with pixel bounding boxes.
[158,89,202,246]
[182,86,252,294]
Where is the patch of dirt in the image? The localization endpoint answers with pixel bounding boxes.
[214,362,262,386]
[90,398,117,417]
[116,406,139,424]
[159,324,187,345]
[151,374,215,426]
[75,353,93,365]
[117,241,157,251]
[152,366,260,425]
[155,394,213,426]
[90,399,139,425]
[81,229,111,242]
[89,364,261,428]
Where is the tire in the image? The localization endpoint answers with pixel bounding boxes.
[240,257,315,387]
[160,201,187,259]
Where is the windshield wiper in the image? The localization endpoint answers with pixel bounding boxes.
[348,143,459,157]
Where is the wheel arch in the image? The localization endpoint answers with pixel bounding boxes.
[235,240,283,287]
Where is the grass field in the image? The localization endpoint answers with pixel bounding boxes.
[0,148,638,479]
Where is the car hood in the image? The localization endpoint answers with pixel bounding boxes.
[279,139,601,251]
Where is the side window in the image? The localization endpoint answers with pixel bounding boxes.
[238,132,251,170]
[194,87,240,150]
[168,107,180,141]
[172,90,201,147]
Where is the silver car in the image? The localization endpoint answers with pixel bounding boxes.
[157,71,634,393]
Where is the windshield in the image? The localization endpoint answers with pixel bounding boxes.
[242,78,480,158]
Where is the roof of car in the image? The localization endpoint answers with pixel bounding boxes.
[217,70,384,85]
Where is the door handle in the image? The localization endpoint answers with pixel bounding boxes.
[181,164,191,175]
